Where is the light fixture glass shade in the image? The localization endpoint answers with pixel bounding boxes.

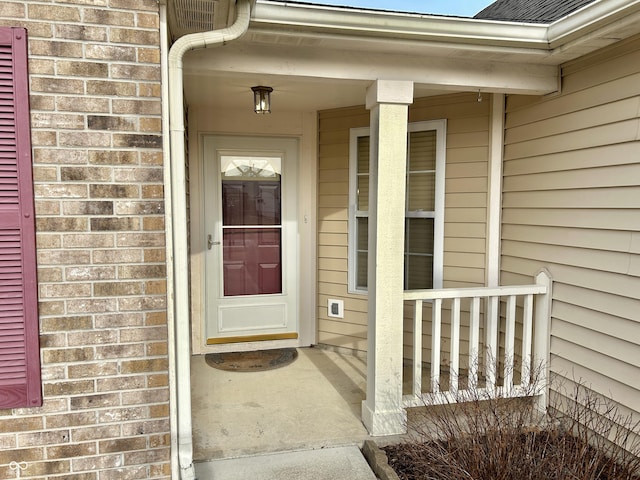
[251,86,273,114]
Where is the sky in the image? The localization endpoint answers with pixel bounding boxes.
[304,0,496,17]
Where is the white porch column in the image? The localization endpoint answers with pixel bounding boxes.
[362,80,413,436]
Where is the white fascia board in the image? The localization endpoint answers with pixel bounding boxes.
[253,1,549,49]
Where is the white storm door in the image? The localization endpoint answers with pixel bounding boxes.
[203,136,298,345]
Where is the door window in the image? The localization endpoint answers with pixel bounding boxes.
[220,156,282,296]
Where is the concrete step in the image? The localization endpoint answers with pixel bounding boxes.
[194,445,377,480]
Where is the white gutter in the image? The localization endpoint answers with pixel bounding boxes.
[548,0,640,47]
[166,1,252,478]
[255,0,640,54]
[254,1,549,48]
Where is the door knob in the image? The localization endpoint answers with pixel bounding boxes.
[207,235,221,250]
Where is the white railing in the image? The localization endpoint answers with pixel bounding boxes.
[402,270,552,411]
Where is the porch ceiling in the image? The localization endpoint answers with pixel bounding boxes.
[184,71,385,112]
[179,0,640,112]
[182,28,556,112]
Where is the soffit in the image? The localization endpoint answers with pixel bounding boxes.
[166,0,236,41]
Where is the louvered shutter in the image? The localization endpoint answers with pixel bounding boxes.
[0,27,41,408]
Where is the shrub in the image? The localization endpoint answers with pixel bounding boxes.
[385,363,640,480]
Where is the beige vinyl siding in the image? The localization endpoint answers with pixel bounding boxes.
[318,106,369,351]
[426,95,490,289]
[317,93,490,353]
[502,35,640,415]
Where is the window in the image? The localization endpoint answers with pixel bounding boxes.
[348,120,446,293]
[0,28,41,408]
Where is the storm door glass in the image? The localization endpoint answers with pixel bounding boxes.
[220,155,282,296]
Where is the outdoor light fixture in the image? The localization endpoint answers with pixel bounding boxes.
[251,86,273,114]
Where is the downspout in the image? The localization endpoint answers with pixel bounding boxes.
[166,1,252,478]
[158,3,179,479]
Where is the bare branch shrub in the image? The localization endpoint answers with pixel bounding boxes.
[385,358,640,480]
[547,376,640,480]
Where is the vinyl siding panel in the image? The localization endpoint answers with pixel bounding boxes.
[504,164,640,191]
[505,97,640,144]
[318,93,490,353]
[553,301,640,351]
[502,225,634,253]
[503,187,640,208]
[505,72,640,128]
[504,259,640,306]
[552,337,640,396]
[502,208,639,230]
[502,36,640,416]
[318,331,368,352]
[553,320,640,371]
[551,358,640,418]
[503,142,639,176]
[504,120,638,159]
[319,318,368,339]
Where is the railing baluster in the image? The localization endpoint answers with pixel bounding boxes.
[431,298,442,393]
[469,297,480,390]
[521,294,533,387]
[450,297,460,396]
[402,274,551,411]
[504,295,516,394]
[413,299,423,399]
[486,296,499,392]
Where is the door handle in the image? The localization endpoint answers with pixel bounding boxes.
[207,234,221,250]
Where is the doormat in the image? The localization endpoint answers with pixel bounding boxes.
[205,348,298,372]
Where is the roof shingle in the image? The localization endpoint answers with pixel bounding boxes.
[474,0,597,23]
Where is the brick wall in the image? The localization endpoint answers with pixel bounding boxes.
[0,1,169,479]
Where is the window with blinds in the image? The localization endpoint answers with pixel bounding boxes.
[348,120,446,293]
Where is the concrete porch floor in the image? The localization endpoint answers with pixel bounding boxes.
[190,346,373,461]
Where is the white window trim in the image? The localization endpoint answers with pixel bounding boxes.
[348,119,446,294]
